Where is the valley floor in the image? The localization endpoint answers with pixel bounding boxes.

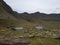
[0,19,60,45]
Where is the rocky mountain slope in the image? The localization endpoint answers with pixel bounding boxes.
[0,0,15,19]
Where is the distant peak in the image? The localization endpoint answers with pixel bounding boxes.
[23,12,29,14]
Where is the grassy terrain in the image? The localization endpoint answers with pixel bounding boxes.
[0,19,36,38]
[0,19,60,45]
[30,38,60,45]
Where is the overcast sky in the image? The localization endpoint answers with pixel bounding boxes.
[4,0,60,14]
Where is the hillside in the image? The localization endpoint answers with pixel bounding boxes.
[0,0,16,19]
[0,0,35,38]
[0,0,17,28]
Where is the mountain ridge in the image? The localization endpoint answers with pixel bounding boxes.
[0,0,60,21]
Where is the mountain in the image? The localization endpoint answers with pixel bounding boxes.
[0,0,60,27]
[13,12,60,22]
[0,0,21,27]
[0,0,15,19]
[0,0,35,28]
[1,0,60,21]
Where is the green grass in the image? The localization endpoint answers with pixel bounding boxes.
[30,37,60,45]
